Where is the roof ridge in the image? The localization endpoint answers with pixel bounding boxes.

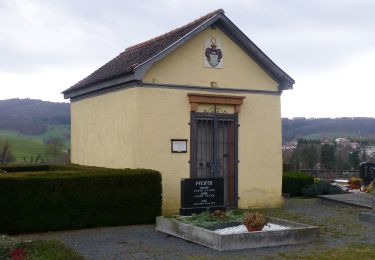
[125,9,224,52]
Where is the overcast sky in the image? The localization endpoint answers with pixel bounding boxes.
[0,0,374,118]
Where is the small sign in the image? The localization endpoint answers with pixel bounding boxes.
[180,177,224,215]
[171,139,187,153]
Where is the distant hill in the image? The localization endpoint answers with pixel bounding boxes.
[0,99,70,162]
[1,99,375,146]
[0,98,70,135]
[282,117,375,142]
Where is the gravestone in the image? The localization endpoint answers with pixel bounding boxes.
[180,177,225,215]
[360,162,375,186]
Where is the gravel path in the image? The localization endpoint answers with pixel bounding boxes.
[13,198,375,259]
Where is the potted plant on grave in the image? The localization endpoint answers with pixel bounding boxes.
[349,177,361,189]
[243,212,267,232]
[209,210,227,220]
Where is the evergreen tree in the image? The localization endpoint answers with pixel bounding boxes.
[321,144,335,169]
[349,151,360,170]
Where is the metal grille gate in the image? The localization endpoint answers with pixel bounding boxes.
[190,112,238,208]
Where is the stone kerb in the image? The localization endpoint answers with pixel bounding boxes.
[156,216,319,251]
[359,189,375,224]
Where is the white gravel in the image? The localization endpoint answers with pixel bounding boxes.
[214,223,290,235]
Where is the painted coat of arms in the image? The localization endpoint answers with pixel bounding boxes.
[204,37,223,68]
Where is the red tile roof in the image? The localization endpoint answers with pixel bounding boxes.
[64,9,224,93]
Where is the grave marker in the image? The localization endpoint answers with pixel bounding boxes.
[180,177,225,215]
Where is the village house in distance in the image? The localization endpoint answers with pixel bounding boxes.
[63,9,294,214]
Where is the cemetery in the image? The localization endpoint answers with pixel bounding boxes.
[60,8,375,254]
[1,8,373,259]
[1,2,375,259]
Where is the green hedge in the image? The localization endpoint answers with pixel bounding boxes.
[0,164,51,172]
[302,180,345,197]
[0,166,162,234]
[282,172,314,197]
[0,164,104,172]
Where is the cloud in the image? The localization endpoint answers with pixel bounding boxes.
[281,50,375,118]
[230,0,375,73]
[0,67,90,102]
[0,0,374,117]
[0,0,120,72]
[1,0,374,74]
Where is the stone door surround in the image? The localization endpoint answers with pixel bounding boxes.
[187,93,245,113]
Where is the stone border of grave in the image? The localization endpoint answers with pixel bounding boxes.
[156,216,319,251]
[359,190,375,224]
[359,211,375,224]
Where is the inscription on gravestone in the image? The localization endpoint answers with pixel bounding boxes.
[180,177,224,215]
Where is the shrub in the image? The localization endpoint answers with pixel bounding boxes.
[0,165,162,234]
[0,164,51,172]
[0,235,19,259]
[26,239,85,260]
[282,172,314,197]
[177,210,243,229]
[302,180,345,197]
[366,181,374,193]
[0,236,84,260]
[0,164,103,173]
[349,177,361,189]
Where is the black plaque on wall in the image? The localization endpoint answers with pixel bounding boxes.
[180,177,225,216]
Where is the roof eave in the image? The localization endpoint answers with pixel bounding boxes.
[63,72,136,99]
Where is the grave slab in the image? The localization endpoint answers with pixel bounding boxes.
[156,216,319,251]
[318,193,373,209]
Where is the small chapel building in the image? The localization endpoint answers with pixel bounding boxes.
[63,9,294,214]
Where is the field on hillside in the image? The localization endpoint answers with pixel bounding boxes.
[0,125,70,162]
[301,132,361,141]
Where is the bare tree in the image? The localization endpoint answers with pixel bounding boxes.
[23,154,43,164]
[0,140,15,164]
[44,137,69,163]
[45,137,65,158]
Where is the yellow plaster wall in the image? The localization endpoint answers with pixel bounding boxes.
[70,26,284,214]
[71,86,283,213]
[237,94,283,208]
[134,88,191,214]
[143,27,278,91]
[70,88,138,168]
[133,87,283,214]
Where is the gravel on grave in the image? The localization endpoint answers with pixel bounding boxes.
[214,223,289,235]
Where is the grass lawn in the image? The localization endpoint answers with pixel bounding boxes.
[301,132,361,141]
[278,243,375,259]
[0,125,70,162]
[1,236,84,260]
[25,239,84,260]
